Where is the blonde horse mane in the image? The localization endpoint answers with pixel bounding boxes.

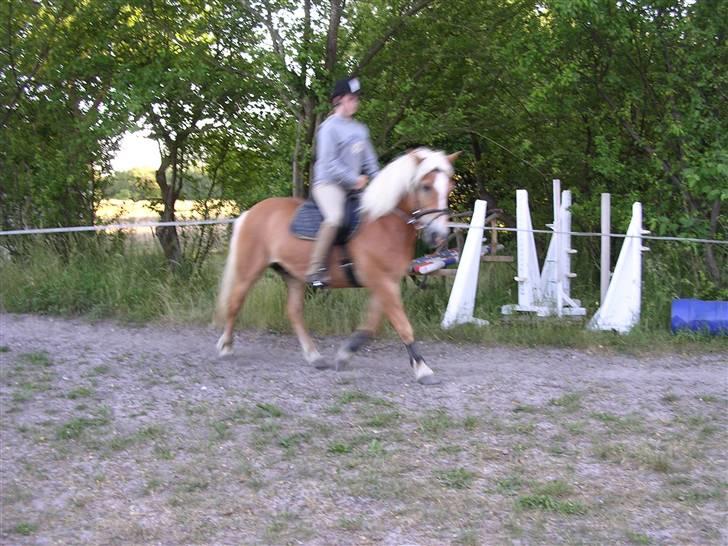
[361,148,454,220]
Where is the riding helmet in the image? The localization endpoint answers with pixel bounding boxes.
[330,77,361,101]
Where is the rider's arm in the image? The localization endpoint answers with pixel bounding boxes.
[361,130,380,180]
[316,123,358,188]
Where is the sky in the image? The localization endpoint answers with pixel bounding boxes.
[111,131,161,171]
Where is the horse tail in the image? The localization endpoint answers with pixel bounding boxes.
[215,212,248,327]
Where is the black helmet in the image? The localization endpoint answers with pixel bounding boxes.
[330,77,361,101]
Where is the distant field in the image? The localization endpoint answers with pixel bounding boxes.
[96,199,240,221]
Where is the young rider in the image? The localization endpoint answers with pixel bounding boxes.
[305,76,380,288]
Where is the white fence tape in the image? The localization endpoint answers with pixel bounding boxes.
[0,218,724,245]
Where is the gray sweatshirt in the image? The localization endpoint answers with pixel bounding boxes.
[312,114,380,189]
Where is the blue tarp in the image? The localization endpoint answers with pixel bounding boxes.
[670,299,728,335]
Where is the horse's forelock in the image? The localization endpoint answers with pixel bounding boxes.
[414,150,454,180]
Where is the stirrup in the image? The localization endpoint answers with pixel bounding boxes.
[306,268,330,289]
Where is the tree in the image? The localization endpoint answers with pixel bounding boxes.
[113,0,265,265]
[0,0,127,239]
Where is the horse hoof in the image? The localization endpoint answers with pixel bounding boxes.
[417,374,441,386]
[314,358,332,370]
[334,358,349,372]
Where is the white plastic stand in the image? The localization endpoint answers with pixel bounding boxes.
[540,181,585,317]
[441,200,489,328]
[588,202,649,333]
[501,182,585,317]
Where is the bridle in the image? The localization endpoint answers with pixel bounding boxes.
[396,168,452,230]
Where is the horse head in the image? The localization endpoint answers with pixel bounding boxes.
[407,149,460,247]
[361,148,460,248]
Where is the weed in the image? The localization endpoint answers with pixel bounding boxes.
[178,479,209,493]
[625,531,651,544]
[434,468,476,489]
[496,475,524,495]
[419,408,453,435]
[67,386,94,399]
[0,345,10,352]
[20,351,52,367]
[671,487,724,504]
[211,420,231,441]
[534,479,572,497]
[338,517,363,531]
[364,411,400,428]
[338,390,372,404]
[516,494,587,515]
[13,522,38,536]
[463,415,480,430]
[255,402,284,418]
[549,392,582,411]
[56,409,111,440]
[328,441,353,455]
[279,432,309,450]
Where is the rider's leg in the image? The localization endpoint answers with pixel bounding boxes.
[306,183,346,287]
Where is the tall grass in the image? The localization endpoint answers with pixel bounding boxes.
[0,233,725,352]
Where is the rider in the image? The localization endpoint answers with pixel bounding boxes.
[305,76,380,288]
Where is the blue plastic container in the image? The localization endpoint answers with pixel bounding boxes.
[671,299,728,335]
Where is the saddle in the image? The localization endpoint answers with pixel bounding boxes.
[290,192,363,244]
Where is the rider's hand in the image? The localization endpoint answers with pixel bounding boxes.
[355,175,369,190]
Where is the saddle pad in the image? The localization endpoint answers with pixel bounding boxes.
[290,193,362,244]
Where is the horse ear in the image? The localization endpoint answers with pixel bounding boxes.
[446,151,462,164]
[409,150,425,165]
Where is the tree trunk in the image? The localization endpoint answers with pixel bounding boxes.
[155,153,182,268]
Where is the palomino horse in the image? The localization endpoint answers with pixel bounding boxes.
[215,148,459,385]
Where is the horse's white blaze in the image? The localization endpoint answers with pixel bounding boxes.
[413,359,434,380]
[434,171,451,232]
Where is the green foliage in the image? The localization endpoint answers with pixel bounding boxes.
[1,237,726,354]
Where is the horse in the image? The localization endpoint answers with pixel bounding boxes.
[215,148,459,385]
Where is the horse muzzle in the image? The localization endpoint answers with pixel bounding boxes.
[423,224,449,248]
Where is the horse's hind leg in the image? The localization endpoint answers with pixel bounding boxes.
[335,294,382,371]
[285,277,326,368]
[216,229,268,356]
[216,269,264,356]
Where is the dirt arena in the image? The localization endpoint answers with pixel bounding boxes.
[1,313,725,545]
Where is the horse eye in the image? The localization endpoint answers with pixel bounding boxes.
[421,186,433,193]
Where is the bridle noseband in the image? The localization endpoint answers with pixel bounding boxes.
[406,208,452,230]
[399,168,452,230]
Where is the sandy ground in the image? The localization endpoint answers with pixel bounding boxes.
[0,313,726,545]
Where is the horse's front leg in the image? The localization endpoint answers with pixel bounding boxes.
[371,278,440,385]
[335,294,382,371]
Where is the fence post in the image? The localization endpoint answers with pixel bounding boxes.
[600,193,611,305]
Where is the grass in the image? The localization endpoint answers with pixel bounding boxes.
[12,522,38,536]
[1,235,726,352]
[55,407,112,440]
[19,351,53,367]
[434,468,477,489]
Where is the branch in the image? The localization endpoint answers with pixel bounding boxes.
[352,0,439,75]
